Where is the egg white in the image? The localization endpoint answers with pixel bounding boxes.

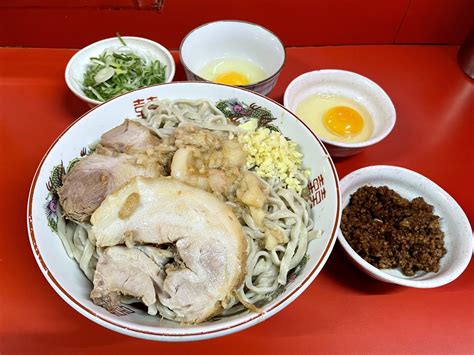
[295,94,373,143]
[199,57,267,85]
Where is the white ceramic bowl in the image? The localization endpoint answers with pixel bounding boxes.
[179,20,285,96]
[27,82,340,341]
[65,36,175,106]
[337,165,472,288]
[283,70,396,157]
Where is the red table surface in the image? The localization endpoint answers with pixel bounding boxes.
[0,45,473,354]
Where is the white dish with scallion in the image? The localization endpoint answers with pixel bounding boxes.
[65,36,175,106]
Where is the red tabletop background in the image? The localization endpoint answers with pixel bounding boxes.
[1,45,473,353]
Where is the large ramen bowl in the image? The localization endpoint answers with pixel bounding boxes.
[27,82,341,341]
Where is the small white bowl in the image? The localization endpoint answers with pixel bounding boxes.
[337,165,473,288]
[283,70,396,157]
[65,36,175,106]
[179,20,285,96]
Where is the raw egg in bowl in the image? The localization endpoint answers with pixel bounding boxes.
[199,57,267,86]
[284,70,396,157]
[180,20,285,96]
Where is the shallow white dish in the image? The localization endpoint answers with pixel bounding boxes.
[65,36,175,106]
[337,165,472,287]
[27,82,341,341]
[180,20,285,96]
[283,70,396,157]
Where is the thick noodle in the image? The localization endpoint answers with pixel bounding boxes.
[56,99,316,321]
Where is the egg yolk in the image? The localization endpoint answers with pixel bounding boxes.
[214,71,249,86]
[323,106,364,137]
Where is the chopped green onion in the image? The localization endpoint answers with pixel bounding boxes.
[82,35,167,102]
[87,86,105,102]
[117,32,127,46]
[94,67,115,84]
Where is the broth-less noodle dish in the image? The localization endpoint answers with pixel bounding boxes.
[53,99,318,323]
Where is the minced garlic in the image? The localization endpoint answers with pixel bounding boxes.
[238,127,309,193]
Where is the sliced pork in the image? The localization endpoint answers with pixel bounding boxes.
[91,246,171,312]
[58,120,173,222]
[58,152,160,222]
[90,176,247,323]
[101,119,160,154]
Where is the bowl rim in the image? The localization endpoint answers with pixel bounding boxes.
[179,20,286,89]
[27,81,341,340]
[336,165,473,288]
[283,69,397,148]
[64,36,176,106]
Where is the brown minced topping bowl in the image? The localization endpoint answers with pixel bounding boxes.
[341,186,446,276]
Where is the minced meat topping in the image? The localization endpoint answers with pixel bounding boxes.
[341,185,446,276]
